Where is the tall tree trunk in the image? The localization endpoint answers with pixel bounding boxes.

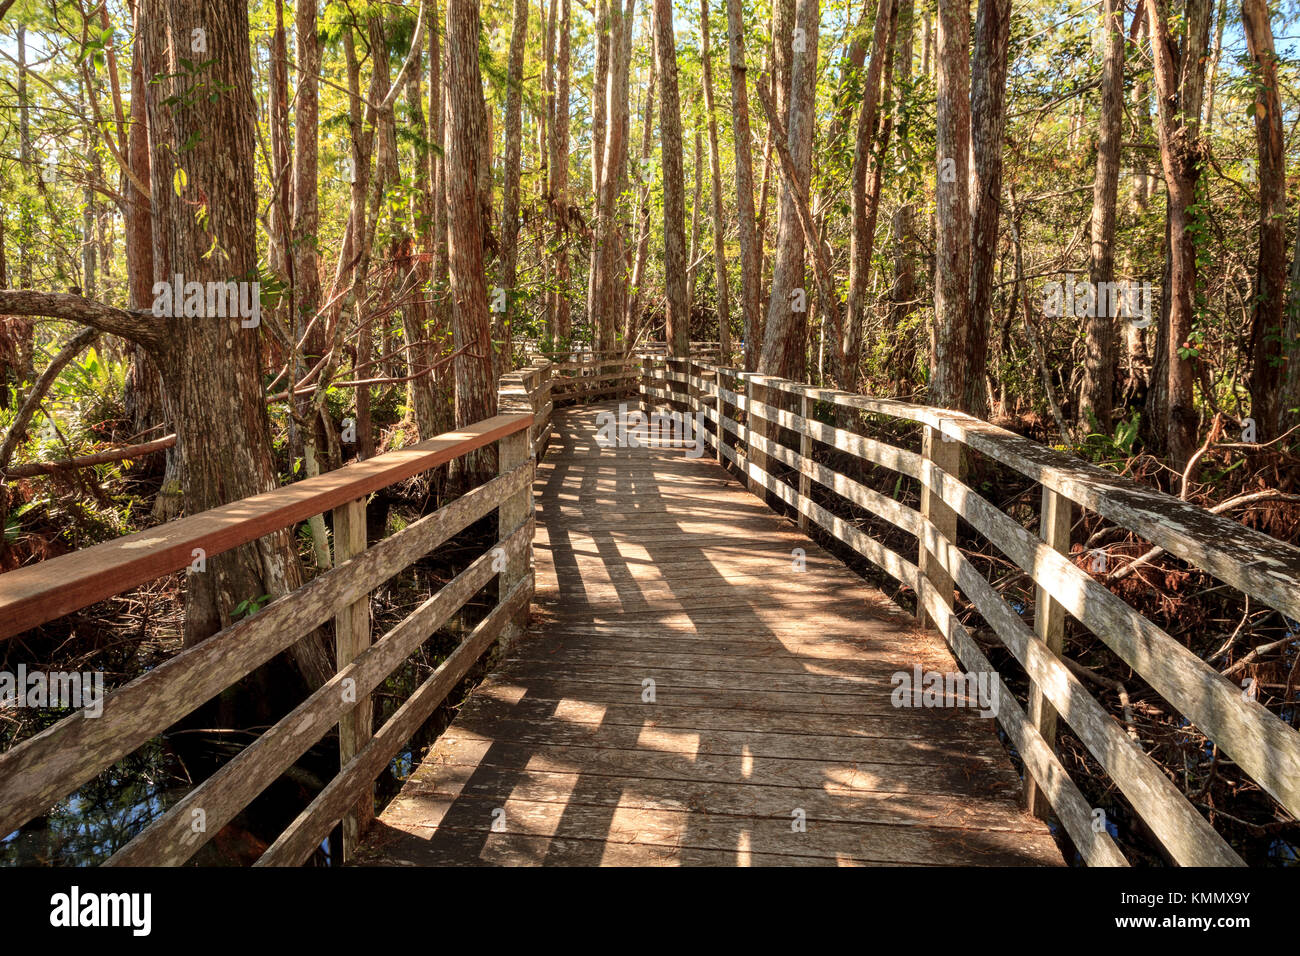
[1145,0,1212,468]
[1242,0,1289,441]
[1080,0,1125,433]
[403,61,441,441]
[758,0,818,380]
[963,0,1010,417]
[654,0,689,356]
[930,0,971,410]
[551,0,573,344]
[626,9,657,345]
[446,0,497,481]
[725,0,761,370]
[700,0,731,361]
[686,128,704,310]
[887,0,917,393]
[842,0,897,390]
[141,0,331,686]
[498,0,529,333]
[585,1,608,345]
[122,0,168,488]
[594,1,634,353]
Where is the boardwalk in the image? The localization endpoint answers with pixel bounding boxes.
[355,402,1062,866]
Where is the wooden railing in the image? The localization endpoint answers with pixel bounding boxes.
[0,366,555,866]
[644,356,1300,867]
[529,342,722,406]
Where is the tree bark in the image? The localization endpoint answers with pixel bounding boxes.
[1145,0,1212,468]
[965,0,1010,417]
[700,0,731,361]
[1079,0,1125,434]
[842,0,897,390]
[498,0,529,333]
[725,0,762,370]
[930,0,971,410]
[139,0,331,685]
[887,0,917,392]
[446,0,497,482]
[758,0,818,380]
[551,0,573,345]
[655,0,689,357]
[1242,0,1289,441]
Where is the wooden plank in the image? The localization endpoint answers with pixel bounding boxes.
[0,461,530,838]
[1026,486,1072,820]
[103,525,531,867]
[916,455,1300,828]
[721,370,1300,623]
[914,513,1242,865]
[333,496,372,859]
[257,574,535,866]
[0,413,532,640]
[359,400,1062,867]
[393,760,1032,828]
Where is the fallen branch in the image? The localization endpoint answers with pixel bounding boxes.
[2,435,176,479]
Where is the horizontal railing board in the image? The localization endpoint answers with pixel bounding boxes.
[0,413,532,640]
[104,521,532,866]
[256,572,535,866]
[674,360,1280,865]
[915,458,1300,823]
[915,516,1243,866]
[722,369,1300,624]
[0,462,531,838]
[914,577,1130,867]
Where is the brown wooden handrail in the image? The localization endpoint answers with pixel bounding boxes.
[0,413,532,640]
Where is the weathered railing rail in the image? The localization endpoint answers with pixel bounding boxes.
[531,342,722,406]
[644,356,1300,867]
[0,366,553,866]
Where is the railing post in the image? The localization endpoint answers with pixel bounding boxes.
[917,424,960,629]
[498,420,533,646]
[715,367,726,465]
[332,496,371,861]
[640,353,651,417]
[1026,485,1073,819]
[798,392,812,532]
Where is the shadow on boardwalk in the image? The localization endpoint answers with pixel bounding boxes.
[355,402,1063,866]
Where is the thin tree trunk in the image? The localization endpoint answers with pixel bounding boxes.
[887,0,917,392]
[498,0,529,329]
[1080,0,1125,433]
[686,129,703,310]
[700,0,731,361]
[654,0,689,356]
[551,0,573,343]
[1242,0,1289,440]
[725,0,761,370]
[758,0,818,380]
[930,0,971,410]
[965,0,1011,417]
[842,0,897,390]
[1145,0,1212,467]
[626,8,657,345]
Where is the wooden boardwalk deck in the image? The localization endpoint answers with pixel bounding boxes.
[355,402,1063,866]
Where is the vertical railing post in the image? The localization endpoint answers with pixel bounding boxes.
[798,391,812,532]
[1026,485,1073,819]
[917,424,960,629]
[498,419,533,647]
[332,496,371,861]
[640,352,651,417]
